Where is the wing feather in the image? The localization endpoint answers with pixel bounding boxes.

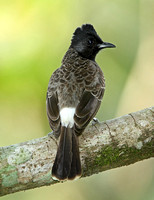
[46,92,61,137]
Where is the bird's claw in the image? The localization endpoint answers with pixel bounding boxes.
[92,117,100,126]
[48,131,54,138]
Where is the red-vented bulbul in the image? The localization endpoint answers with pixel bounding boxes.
[46,24,115,181]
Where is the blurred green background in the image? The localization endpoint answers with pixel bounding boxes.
[0,0,154,199]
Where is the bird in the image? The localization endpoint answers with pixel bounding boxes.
[46,24,116,181]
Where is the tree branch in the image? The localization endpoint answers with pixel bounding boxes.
[0,107,153,196]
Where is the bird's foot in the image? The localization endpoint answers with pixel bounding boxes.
[92,117,100,126]
[48,131,58,145]
[48,131,54,138]
[91,118,100,132]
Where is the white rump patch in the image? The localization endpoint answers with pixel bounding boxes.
[60,107,75,128]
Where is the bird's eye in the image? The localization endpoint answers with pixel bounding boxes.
[88,39,93,45]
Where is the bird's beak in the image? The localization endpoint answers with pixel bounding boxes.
[98,41,116,49]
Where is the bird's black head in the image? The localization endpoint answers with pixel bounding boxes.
[70,24,116,61]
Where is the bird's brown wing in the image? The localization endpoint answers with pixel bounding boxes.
[74,88,104,136]
[46,92,61,138]
[74,63,105,135]
[46,68,61,138]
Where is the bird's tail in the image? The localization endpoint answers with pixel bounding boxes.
[52,126,81,180]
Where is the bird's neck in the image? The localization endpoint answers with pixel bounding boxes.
[62,47,93,66]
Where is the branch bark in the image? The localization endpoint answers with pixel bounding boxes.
[0,107,154,196]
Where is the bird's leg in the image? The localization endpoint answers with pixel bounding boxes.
[48,131,58,146]
[91,117,100,132]
[48,131,59,139]
[48,131,54,137]
[92,117,100,126]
